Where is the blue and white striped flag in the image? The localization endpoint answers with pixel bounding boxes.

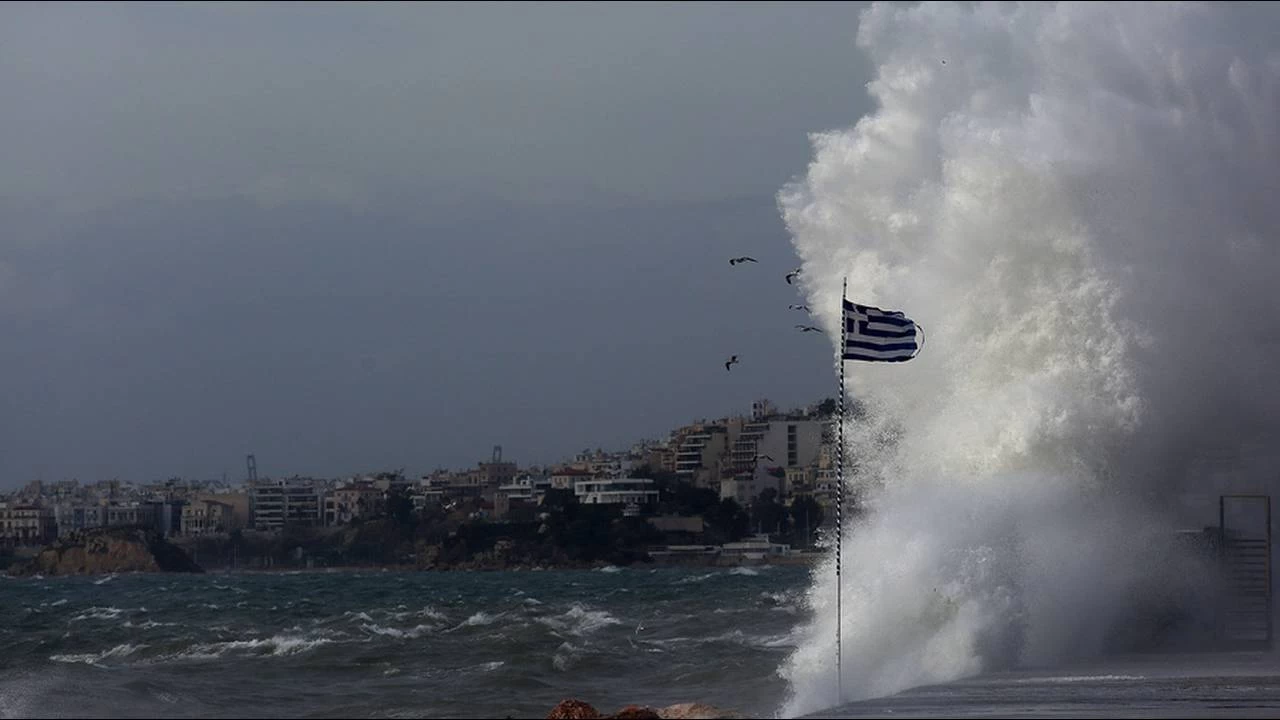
[842,299,921,363]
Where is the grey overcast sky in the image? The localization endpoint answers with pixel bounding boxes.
[0,1,874,486]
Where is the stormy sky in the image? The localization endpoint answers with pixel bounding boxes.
[0,2,873,485]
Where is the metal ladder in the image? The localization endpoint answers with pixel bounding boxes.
[1218,495,1273,649]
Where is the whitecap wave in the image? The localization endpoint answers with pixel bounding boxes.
[551,641,583,671]
[50,643,145,665]
[674,573,715,585]
[445,611,503,632]
[537,603,622,637]
[165,634,335,661]
[69,607,125,623]
[710,629,800,650]
[360,623,436,639]
[415,606,447,621]
[122,619,176,629]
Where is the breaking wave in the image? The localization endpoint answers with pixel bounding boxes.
[778,2,1280,716]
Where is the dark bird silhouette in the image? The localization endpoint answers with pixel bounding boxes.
[789,304,811,312]
[725,355,739,371]
[785,268,802,285]
[729,257,758,266]
[756,454,776,462]
[796,325,823,333]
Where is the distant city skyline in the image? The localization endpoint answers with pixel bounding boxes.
[0,2,874,487]
[15,389,835,486]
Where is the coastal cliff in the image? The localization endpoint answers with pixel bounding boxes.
[9,526,203,576]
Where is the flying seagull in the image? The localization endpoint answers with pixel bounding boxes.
[789,304,811,312]
[725,355,739,371]
[756,454,776,462]
[796,325,823,333]
[785,268,802,285]
[729,256,758,266]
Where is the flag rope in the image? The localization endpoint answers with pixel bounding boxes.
[836,276,846,703]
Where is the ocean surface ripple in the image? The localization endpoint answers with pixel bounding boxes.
[0,566,811,719]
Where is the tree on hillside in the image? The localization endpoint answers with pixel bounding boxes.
[789,495,823,548]
[541,488,578,513]
[751,488,789,537]
[385,488,416,527]
[705,497,750,543]
[672,482,719,516]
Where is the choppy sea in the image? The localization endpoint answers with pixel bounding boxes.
[0,566,810,719]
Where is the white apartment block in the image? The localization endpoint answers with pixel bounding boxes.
[574,478,659,507]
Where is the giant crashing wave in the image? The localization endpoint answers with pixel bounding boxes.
[776,2,1280,716]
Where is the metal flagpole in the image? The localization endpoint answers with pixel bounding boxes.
[836,277,846,703]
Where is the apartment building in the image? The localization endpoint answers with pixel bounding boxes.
[323,484,385,527]
[250,478,323,531]
[674,424,730,488]
[550,468,594,490]
[180,500,235,536]
[53,504,105,537]
[106,502,157,529]
[0,504,55,546]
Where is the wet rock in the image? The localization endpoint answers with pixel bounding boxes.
[657,703,742,719]
[547,700,740,720]
[547,699,601,719]
[611,706,661,719]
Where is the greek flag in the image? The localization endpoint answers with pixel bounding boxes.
[842,299,921,362]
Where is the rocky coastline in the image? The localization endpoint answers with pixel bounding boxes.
[6,526,203,577]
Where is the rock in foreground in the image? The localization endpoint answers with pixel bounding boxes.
[547,700,602,719]
[546,700,740,720]
[655,704,741,719]
[10,526,203,576]
[612,707,661,719]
